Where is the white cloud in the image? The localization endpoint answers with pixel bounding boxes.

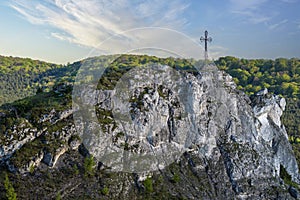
[230,0,268,10]
[87,27,205,59]
[280,0,298,3]
[229,0,272,24]
[232,10,271,24]
[296,21,300,29]
[268,19,288,30]
[10,4,45,24]
[10,0,191,57]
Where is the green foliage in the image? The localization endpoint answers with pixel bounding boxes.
[73,164,79,176]
[215,56,300,97]
[282,98,300,143]
[101,186,109,195]
[280,165,299,189]
[4,173,17,200]
[10,133,64,168]
[55,192,62,200]
[29,164,35,174]
[0,54,197,116]
[10,138,43,167]
[84,156,96,177]
[95,54,197,90]
[5,86,72,125]
[172,173,180,183]
[95,108,117,132]
[144,176,153,193]
[0,55,80,106]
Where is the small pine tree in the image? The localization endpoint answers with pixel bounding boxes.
[144,176,153,193]
[55,192,61,200]
[172,173,180,183]
[4,173,17,200]
[29,164,35,174]
[101,186,109,195]
[73,164,79,175]
[84,156,96,177]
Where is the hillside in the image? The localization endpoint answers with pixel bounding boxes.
[0,55,80,105]
[0,55,299,199]
[215,57,300,97]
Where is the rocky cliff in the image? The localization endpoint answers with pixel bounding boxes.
[0,61,299,199]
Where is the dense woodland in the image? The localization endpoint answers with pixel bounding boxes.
[0,55,80,105]
[215,56,300,97]
[1,55,299,101]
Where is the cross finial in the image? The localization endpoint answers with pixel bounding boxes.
[200,30,212,60]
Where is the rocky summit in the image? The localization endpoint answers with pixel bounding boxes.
[0,61,299,199]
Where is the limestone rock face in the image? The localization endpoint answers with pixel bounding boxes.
[0,119,43,161]
[74,64,299,198]
[253,92,298,183]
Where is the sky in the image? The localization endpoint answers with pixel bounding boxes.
[0,0,300,64]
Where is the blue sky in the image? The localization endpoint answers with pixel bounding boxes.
[0,0,300,64]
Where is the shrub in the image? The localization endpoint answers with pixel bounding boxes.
[101,186,109,195]
[144,176,153,193]
[172,173,180,183]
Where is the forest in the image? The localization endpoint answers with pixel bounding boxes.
[215,56,300,97]
[0,55,80,105]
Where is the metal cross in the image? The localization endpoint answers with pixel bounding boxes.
[200,30,212,60]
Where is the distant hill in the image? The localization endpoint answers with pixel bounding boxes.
[215,56,300,97]
[0,55,80,105]
[1,55,299,102]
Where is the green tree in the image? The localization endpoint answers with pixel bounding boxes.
[55,192,61,200]
[144,176,153,193]
[73,164,79,175]
[280,73,291,82]
[29,164,35,174]
[101,186,109,195]
[172,173,180,183]
[275,58,288,72]
[84,156,96,177]
[4,173,17,200]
